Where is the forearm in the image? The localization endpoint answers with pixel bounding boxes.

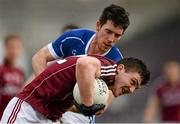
[76,57,100,106]
[32,54,47,76]
[143,95,159,122]
[32,46,54,76]
[76,62,95,106]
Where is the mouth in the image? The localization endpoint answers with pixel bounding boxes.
[103,43,112,48]
[121,87,130,95]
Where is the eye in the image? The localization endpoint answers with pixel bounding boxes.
[130,80,136,86]
[130,80,140,89]
[122,87,130,94]
[105,29,112,34]
[115,34,121,38]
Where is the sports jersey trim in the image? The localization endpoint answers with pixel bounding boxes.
[84,34,112,56]
[116,47,124,58]
[101,48,112,56]
[101,64,117,76]
[101,73,116,76]
[85,34,95,54]
[48,43,60,59]
[101,68,116,73]
[61,37,85,45]
[101,64,117,69]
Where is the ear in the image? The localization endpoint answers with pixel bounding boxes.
[96,20,101,32]
[117,64,125,74]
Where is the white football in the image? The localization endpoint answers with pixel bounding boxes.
[73,78,109,104]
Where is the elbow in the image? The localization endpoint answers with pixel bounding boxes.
[76,57,100,70]
[76,58,89,68]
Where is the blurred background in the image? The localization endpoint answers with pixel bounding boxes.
[0,0,180,122]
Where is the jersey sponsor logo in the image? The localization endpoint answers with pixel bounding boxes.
[72,50,77,55]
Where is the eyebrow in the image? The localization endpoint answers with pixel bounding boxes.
[105,29,122,36]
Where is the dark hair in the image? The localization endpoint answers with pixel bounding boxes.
[4,34,21,45]
[62,24,79,33]
[99,4,130,32]
[117,57,150,86]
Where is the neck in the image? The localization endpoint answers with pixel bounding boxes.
[88,37,104,55]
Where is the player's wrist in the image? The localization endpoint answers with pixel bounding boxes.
[81,98,93,107]
[73,100,105,116]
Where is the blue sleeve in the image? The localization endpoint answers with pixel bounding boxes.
[48,31,73,59]
[105,47,123,62]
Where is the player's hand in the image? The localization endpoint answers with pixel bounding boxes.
[95,90,114,116]
[95,108,106,116]
[73,100,105,116]
[66,105,77,112]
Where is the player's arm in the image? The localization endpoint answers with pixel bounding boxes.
[68,90,114,114]
[32,45,55,76]
[32,31,72,76]
[22,46,54,88]
[76,56,101,107]
[143,94,160,123]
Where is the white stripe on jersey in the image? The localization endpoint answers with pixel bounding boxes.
[61,37,85,45]
[101,73,116,76]
[85,34,95,54]
[101,64,117,69]
[60,43,64,57]
[48,43,61,59]
[101,68,116,73]
[101,64,117,77]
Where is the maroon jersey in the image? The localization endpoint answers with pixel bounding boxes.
[17,55,117,121]
[0,59,24,118]
[155,81,180,122]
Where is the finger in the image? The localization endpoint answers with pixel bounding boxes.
[95,109,104,116]
[96,104,105,111]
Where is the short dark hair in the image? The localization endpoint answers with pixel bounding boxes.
[62,24,79,33]
[117,57,150,86]
[99,4,130,32]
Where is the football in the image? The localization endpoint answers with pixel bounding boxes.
[73,78,109,104]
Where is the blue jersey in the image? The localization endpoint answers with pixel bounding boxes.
[48,29,123,62]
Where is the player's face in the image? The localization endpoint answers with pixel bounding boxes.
[5,38,22,61]
[112,64,142,97]
[96,20,124,53]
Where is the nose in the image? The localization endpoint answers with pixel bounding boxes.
[108,34,115,43]
[129,87,136,93]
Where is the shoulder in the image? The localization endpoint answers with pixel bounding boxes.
[89,55,116,66]
[105,46,123,62]
[63,28,95,40]
[53,29,95,46]
[109,46,122,55]
[154,80,168,94]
